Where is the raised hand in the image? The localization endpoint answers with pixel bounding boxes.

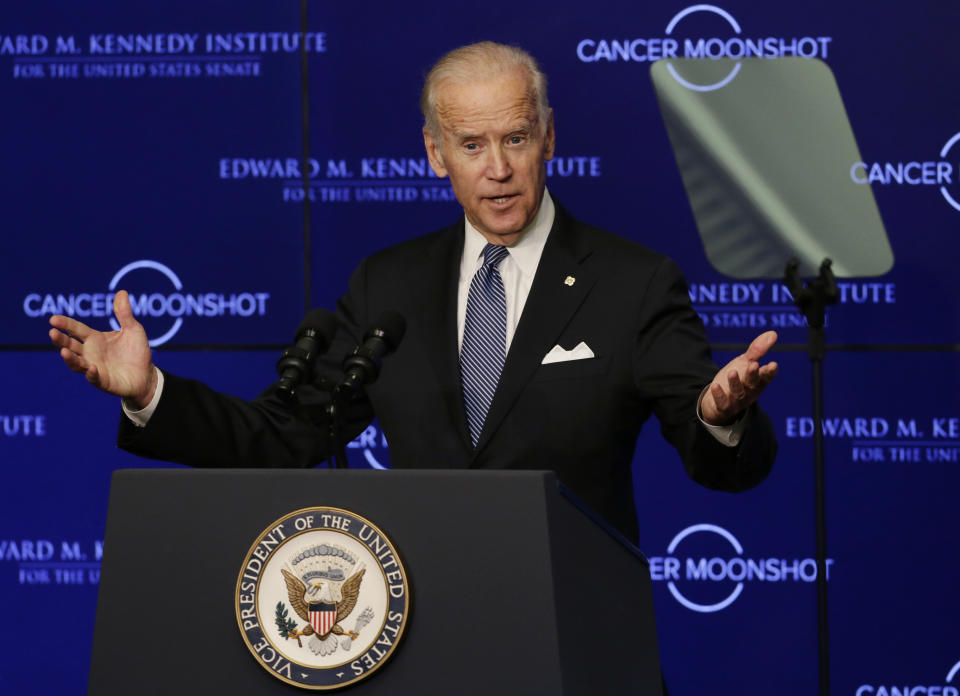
[701,330,779,426]
[49,290,158,408]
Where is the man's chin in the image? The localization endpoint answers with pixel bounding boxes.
[476,223,526,243]
[474,211,533,240]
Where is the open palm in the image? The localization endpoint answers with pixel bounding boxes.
[49,290,157,407]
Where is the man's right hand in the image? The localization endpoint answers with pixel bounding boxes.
[49,290,158,409]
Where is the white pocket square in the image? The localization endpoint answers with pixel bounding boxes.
[541,341,595,365]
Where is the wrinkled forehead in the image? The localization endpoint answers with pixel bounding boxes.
[433,70,539,133]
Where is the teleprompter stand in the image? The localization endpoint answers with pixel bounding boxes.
[88,469,664,695]
[786,258,839,696]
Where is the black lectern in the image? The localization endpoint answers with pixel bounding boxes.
[89,469,663,694]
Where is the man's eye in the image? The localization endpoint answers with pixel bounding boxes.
[509,135,525,144]
[464,143,479,151]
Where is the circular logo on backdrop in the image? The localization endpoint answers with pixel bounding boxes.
[664,4,743,92]
[665,523,745,612]
[235,507,410,690]
[108,259,185,346]
[939,131,960,213]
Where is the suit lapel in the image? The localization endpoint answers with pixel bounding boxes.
[409,221,473,452]
[473,204,598,452]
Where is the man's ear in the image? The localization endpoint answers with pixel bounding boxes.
[543,109,556,162]
[423,129,448,178]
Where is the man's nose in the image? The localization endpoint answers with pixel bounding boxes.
[485,147,512,180]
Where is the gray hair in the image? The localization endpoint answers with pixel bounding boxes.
[420,41,550,143]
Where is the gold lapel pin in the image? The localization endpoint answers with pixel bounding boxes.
[564,276,576,287]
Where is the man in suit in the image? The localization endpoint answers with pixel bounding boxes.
[49,41,778,544]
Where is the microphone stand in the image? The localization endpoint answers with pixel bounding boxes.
[785,258,839,696]
[325,399,349,469]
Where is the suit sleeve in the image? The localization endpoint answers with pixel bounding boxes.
[116,260,377,468]
[632,257,777,492]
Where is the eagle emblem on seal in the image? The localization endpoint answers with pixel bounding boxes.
[277,543,375,657]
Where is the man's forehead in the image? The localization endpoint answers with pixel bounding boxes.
[433,73,539,133]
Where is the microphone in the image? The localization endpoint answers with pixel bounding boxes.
[334,310,406,398]
[275,308,338,403]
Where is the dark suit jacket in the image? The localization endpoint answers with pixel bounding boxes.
[119,200,776,543]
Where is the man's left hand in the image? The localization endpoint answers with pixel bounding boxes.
[701,330,779,426]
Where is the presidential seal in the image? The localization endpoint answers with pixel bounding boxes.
[235,507,410,690]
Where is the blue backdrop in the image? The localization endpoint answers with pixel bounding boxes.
[2,1,959,693]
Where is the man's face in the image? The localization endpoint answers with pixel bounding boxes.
[423,69,555,246]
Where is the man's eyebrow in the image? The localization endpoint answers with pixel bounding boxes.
[451,129,480,141]
[509,117,537,132]
[448,117,536,142]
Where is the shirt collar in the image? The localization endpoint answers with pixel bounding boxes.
[462,189,555,276]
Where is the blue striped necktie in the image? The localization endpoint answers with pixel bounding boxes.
[461,243,510,447]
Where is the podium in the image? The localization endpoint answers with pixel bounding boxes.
[89,469,663,694]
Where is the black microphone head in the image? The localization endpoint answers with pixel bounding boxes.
[296,308,338,349]
[365,310,406,351]
[276,308,338,401]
